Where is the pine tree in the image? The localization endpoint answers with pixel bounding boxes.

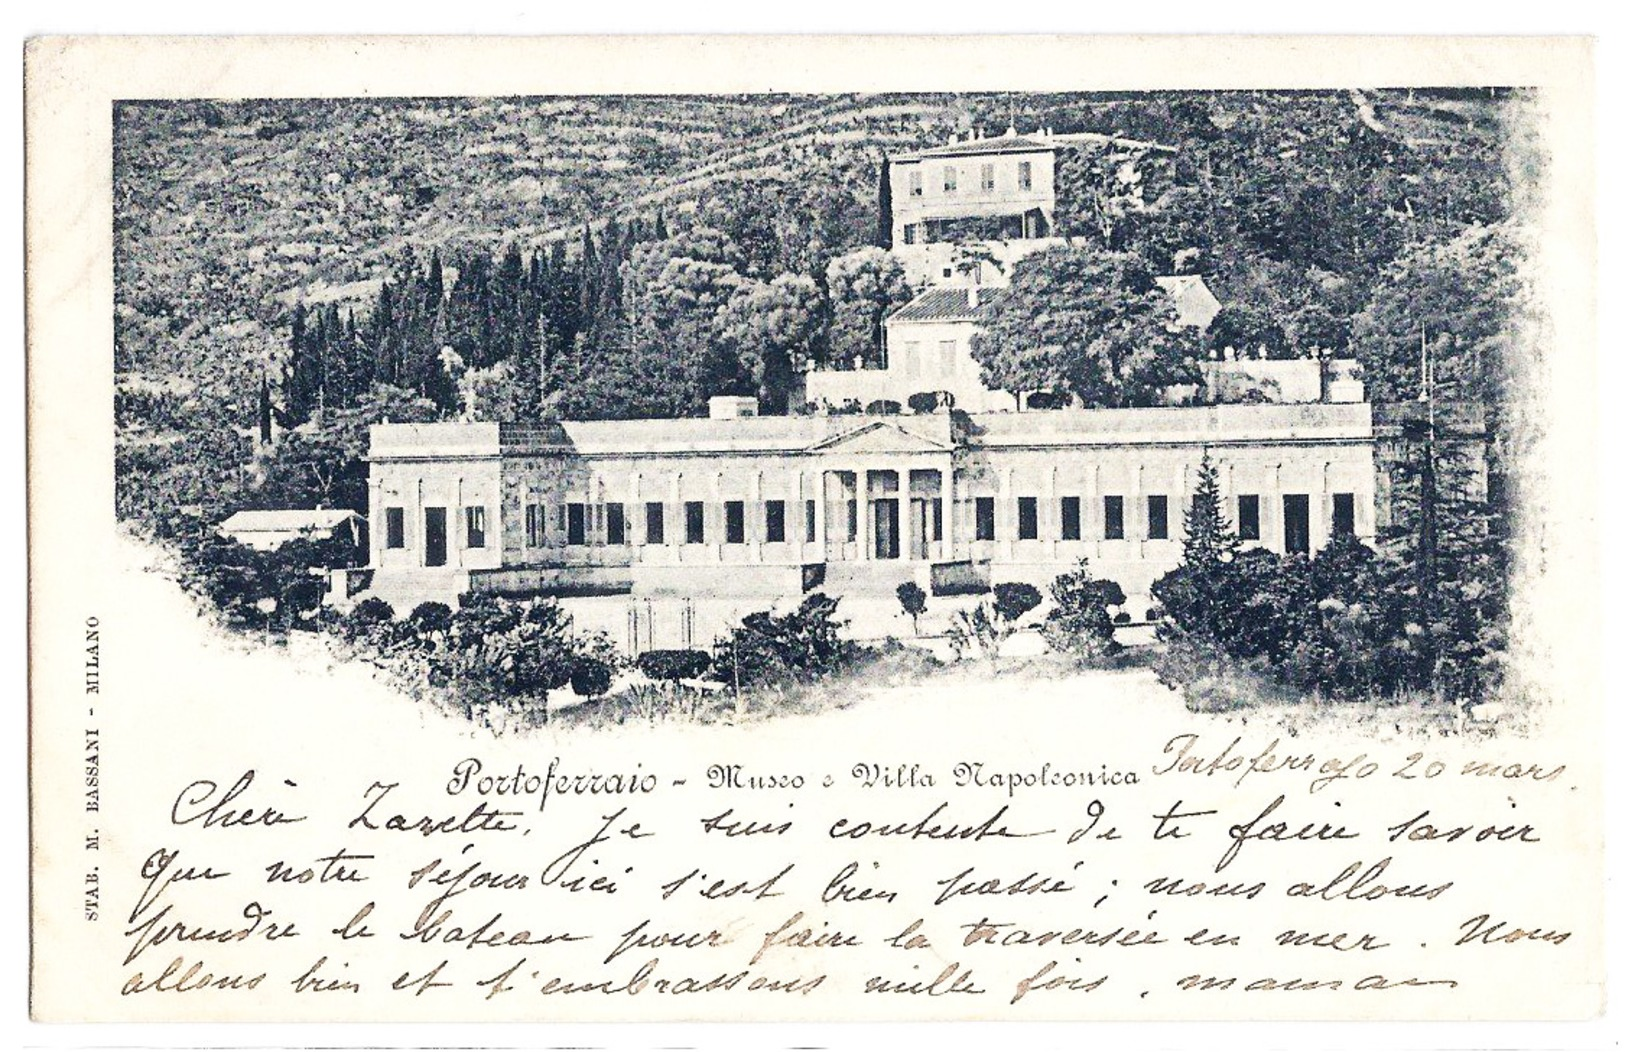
[1181,450,1238,569]
[1151,449,1238,643]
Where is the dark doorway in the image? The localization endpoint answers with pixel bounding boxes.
[873,498,900,560]
[424,506,448,567]
[1333,492,1355,537]
[1283,494,1310,554]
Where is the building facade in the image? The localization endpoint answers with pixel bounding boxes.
[360,128,1377,617]
[805,288,1017,414]
[887,127,1171,288]
[365,391,1376,613]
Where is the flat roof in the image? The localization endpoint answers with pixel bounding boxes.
[371,402,1372,461]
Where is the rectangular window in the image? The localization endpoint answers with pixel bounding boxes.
[1284,494,1311,554]
[524,503,542,547]
[645,501,665,545]
[725,500,745,544]
[943,165,957,193]
[1017,496,1038,540]
[902,223,918,245]
[384,507,406,549]
[566,502,586,546]
[685,500,705,544]
[1103,495,1125,540]
[1147,495,1169,540]
[1018,160,1033,190]
[605,502,626,546]
[902,341,920,379]
[975,497,996,541]
[765,499,786,543]
[1060,496,1081,541]
[1333,492,1356,537]
[907,168,922,197]
[1238,494,1261,541]
[980,162,995,191]
[464,506,486,548]
[805,499,817,543]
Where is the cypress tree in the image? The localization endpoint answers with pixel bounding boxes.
[1182,450,1237,570]
[876,155,893,249]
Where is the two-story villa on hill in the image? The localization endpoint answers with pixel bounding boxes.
[357,129,1375,620]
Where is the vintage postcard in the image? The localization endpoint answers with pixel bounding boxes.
[26,35,1602,1031]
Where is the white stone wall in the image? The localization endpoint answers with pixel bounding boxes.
[369,406,1376,605]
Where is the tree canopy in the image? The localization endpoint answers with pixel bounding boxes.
[971,247,1200,407]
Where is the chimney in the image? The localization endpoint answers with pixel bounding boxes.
[967,286,980,309]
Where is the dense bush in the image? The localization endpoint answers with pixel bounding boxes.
[709,593,860,689]
[352,596,395,624]
[1154,532,1438,701]
[906,391,953,414]
[895,581,928,635]
[992,582,1043,624]
[1040,560,1125,661]
[334,595,398,647]
[570,655,616,698]
[407,601,454,635]
[166,518,344,632]
[636,649,712,682]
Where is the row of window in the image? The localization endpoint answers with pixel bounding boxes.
[906,161,1033,197]
[383,494,1357,552]
[383,506,485,549]
[893,340,961,379]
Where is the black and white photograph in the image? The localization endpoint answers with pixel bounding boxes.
[113,86,1531,731]
[25,35,1603,1031]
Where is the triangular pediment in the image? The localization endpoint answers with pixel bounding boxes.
[806,421,953,455]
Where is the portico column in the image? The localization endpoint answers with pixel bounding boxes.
[940,462,955,561]
[790,470,804,562]
[855,468,871,561]
[898,466,913,562]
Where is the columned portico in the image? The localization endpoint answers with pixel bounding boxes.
[365,403,1378,611]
